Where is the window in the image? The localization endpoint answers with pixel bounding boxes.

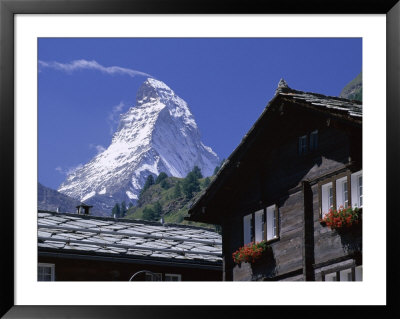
[266,205,278,241]
[165,274,181,281]
[323,266,362,281]
[145,272,162,281]
[309,130,318,151]
[351,170,363,208]
[254,209,264,243]
[336,176,349,209]
[243,214,253,245]
[243,205,279,244]
[299,130,318,155]
[321,182,333,218]
[38,263,55,281]
[320,170,362,217]
[298,135,308,155]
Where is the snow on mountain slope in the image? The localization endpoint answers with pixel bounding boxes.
[58,78,219,213]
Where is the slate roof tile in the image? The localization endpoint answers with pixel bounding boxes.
[38,210,222,263]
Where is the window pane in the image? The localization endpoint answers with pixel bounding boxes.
[329,186,333,209]
[254,209,264,242]
[243,214,252,245]
[299,135,307,154]
[336,177,349,209]
[351,171,362,208]
[321,182,333,217]
[266,205,275,241]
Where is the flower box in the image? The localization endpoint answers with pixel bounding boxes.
[320,206,361,230]
[232,240,269,265]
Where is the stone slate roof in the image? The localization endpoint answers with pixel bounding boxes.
[278,89,362,119]
[38,210,222,263]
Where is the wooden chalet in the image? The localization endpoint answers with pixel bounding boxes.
[38,210,222,281]
[187,79,362,281]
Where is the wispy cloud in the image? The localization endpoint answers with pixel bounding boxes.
[55,164,83,176]
[89,144,106,155]
[107,101,127,135]
[38,59,152,78]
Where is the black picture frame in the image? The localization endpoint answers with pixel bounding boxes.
[1,0,398,318]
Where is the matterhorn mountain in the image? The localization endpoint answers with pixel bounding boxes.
[58,78,220,213]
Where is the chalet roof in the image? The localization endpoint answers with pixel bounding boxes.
[187,80,362,223]
[276,84,362,119]
[38,210,222,264]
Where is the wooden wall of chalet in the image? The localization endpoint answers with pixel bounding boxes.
[220,102,362,281]
[38,255,222,281]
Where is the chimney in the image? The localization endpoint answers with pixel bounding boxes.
[76,204,92,215]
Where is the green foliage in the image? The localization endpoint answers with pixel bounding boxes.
[125,175,218,230]
[182,170,200,199]
[111,203,121,218]
[160,178,170,189]
[128,202,134,209]
[173,182,182,198]
[139,174,155,202]
[192,166,203,179]
[155,172,168,184]
[142,206,155,221]
[202,177,211,188]
[142,202,162,221]
[120,201,127,218]
[142,174,155,191]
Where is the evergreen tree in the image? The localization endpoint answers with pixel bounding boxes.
[155,172,168,184]
[182,171,200,199]
[192,166,203,179]
[120,201,127,218]
[142,202,162,222]
[128,202,134,209]
[173,181,182,198]
[142,206,155,221]
[202,177,211,188]
[153,201,162,220]
[160,178,169,189]
[111,203,121,218]
[142,174,155,193]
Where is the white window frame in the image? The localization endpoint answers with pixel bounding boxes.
[266,205,278,241]
[336,176,349,209]
[165,274,182,281]
[351,170,363,208]
[38,263,55,281]
[321,182,333,217]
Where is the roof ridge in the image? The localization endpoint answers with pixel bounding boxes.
[278,87,362,105]
[38,210,219,233]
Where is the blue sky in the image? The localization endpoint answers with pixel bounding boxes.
[38,38,362,190]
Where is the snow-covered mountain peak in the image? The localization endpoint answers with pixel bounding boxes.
[58,78,219,214]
